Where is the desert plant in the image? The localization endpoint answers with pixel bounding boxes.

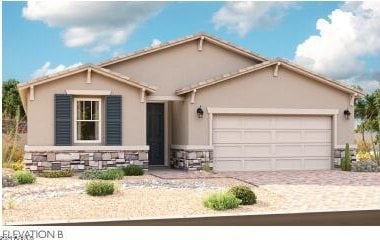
[228,185,257,205]
[86,180,115,196]
[356,151,373,161]
[39,170,73,178]
[98,168,124,180]
[341,143,352,171]
[10,162,24,171]
[121,165,144,176]
[203,192,241,210]
[79,169,103,180]
[13,171,36,184]
[352,160,379,172]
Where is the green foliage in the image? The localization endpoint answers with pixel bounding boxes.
[341,143,352,171]
[355,89,380,163]
[2,79,25,118]
[86,180,115,196]
[228,185,257,205]
[120,165,144,176]
[203,192,241,210]
[79,169,103,180]
[2,109,24,167]
[39,170,73,178]
[98,169,124,180]
[13,171,36,184]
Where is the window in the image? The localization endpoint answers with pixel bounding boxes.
[74,98,101,143]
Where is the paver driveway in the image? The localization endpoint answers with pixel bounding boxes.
[221,170,380,212]
[151,169,380,213]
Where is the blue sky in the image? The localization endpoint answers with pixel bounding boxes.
[3,1,380,92]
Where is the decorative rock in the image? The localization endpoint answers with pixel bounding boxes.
[111,152,119,159]
[56,153,73,161]
[24,153,32,160]
[78,165,85,170]
[70,153,80,160]
[102,153,111,160]
[51,162,61,170]
[138,152,148,161]
[187,152,196,160]
[30,165,38,171]
[94,153,102,161]
[32,155,47,162]
[80,154,89,161]
[118,152,124,159]
[47,153,56,161]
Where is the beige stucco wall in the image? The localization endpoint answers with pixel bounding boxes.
[27,71,146,146]
[185,66,354,146]
[106,40,260,96]
[171,99,190,145]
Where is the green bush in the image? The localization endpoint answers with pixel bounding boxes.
[228,185,257,205]
[342,143,352,171]
[98,169,124,180]
[13,171,36,184]
[203,192,241,210]
[39,170,73,178]
[79,169,103,180]
[86,180,115,196]
[121,165,144,176]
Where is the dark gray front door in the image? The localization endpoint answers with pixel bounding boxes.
[147,103,165,166]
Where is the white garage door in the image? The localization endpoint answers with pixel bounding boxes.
[213,115,332,171]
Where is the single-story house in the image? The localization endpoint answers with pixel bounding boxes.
[18,33,363,172]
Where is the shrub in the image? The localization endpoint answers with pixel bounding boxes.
[121,165,144,176]
[10,162,24,171]
[228,185,257,205]
[203,192,241,210]
[79,169,103,180]
[13,171,36,184]
[99,169,124,180]
[86,180,115,196]
[356,151,373,161]
[352,160,379,172]
[39,170,73,178]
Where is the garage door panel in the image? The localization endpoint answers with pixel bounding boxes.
[244,159,272,171]
[303,131,331,142]
[214,159,243,171]
[304,158,331,169]
[274,158,303,170]
[304,144,331,157]
[213,115,332,171]
[243,131,272,143]
[244,145,272,156]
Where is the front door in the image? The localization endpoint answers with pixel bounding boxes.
[147,103,165,165]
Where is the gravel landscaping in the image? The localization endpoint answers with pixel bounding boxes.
[2,173,282,224]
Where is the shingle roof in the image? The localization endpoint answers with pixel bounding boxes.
[97,32,268,67]
[175,58,364,97]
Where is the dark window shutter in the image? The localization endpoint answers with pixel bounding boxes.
[55,94,72,145]
[106,95,122,145]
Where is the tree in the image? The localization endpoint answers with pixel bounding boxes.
[355,89,380,163]
[2,79,25,119]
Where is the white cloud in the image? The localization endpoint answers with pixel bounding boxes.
[23,1,163,52]
[294,1,380,90]
[212,2,292,37]
[31,62,83,79]
[150,38,161,47]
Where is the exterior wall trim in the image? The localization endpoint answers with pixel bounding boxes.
[207,107,339,115]
[171,144,214,150]
[25,145,150,152]
[146,96,184,101]
[65,90,111,95]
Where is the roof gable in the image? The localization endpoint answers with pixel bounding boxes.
[97,33,268,67]
[176,58,364,97]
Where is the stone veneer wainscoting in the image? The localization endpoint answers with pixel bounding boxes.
[171,146,213,171]
[24,146,149,172]
[333,145,357,168]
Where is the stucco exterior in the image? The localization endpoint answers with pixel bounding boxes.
[185,66,354,146]
[106,40,260,96]
[27,71,146,146]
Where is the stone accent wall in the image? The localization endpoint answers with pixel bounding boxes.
[171,148,213,171]
[24,150,149,172]
[333,146,357,168]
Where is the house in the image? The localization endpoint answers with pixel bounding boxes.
[18,33,363,172]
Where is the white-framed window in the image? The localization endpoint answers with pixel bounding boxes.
[73,98,101,143]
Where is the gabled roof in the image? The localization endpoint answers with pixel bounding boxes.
[175,58,364,97]
[18,64,157,92]
[18,64,157,111]
[97,32,268,67]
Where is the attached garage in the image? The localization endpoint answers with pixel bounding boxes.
[212,113,333,171]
